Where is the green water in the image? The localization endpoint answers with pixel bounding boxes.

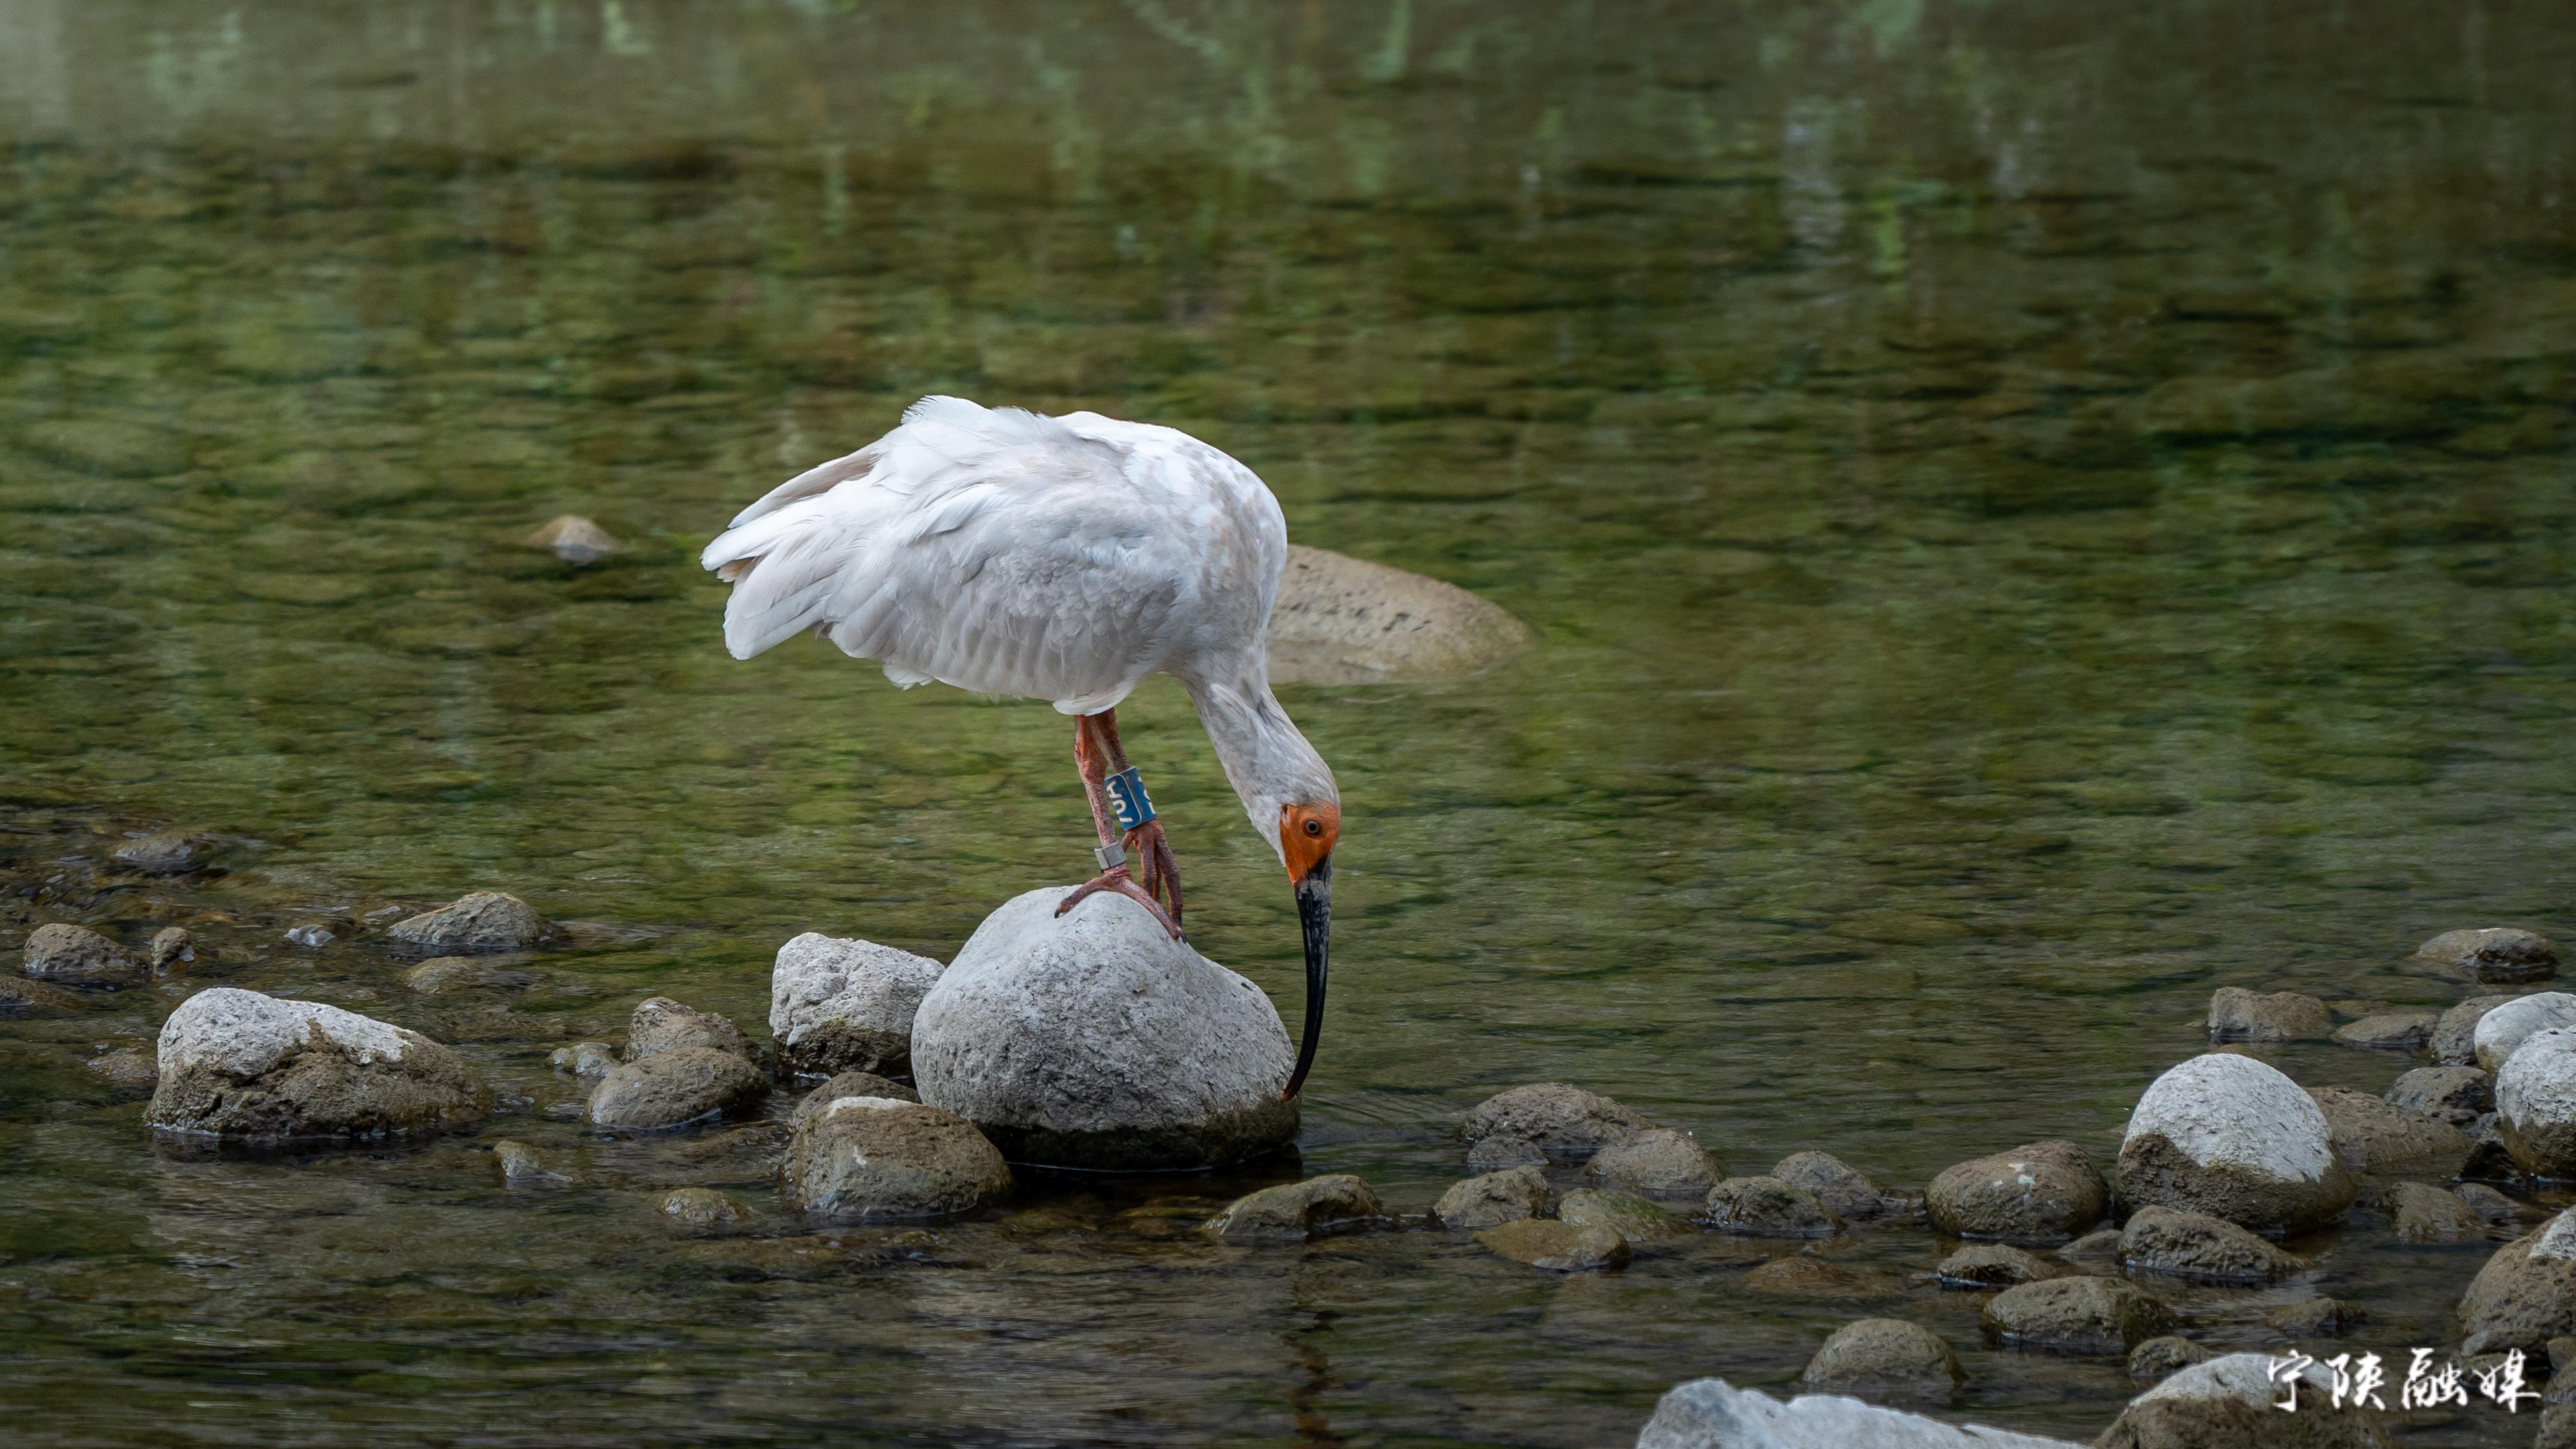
[3,2,2572,1444]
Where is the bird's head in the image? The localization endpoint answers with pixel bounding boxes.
[1278,798,1338,1100]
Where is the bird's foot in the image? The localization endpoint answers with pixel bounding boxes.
[1123,819,1184,928]
[1057,866,1185,941]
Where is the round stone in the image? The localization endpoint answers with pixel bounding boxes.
[781,1096,1012,1220]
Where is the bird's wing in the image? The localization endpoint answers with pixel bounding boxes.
[701,396,1216,712]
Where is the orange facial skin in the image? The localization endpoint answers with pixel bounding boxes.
[1279,801,1340,882]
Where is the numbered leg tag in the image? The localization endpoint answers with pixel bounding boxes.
[1105,766,1156,831]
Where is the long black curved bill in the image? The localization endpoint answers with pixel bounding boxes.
[1283,854,1332,1099]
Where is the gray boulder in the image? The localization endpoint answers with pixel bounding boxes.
[2388,1180,2489,1241]
[1461,1082,1650,1158]
[1633,1377,2079,1449]
[1266,543,1535,686]
[1925,1140,2108,1245]
[2499,1026,2576,1177]
[1432,1166,1551,1229]
[2460,1211,2576,1354]
[387,891,553,953]
[2117,1054,2353,1233]
[1706,1175,1842,1238]
[21,922,145,989]
[911,887,1297,1170]
[1587,1128,1723,1199]
[1935,1244,2061,1290]
[2417,927,2560,985]
[767,932,943,1076]
[780,1095,1011,1219]
[2329,1009,2436,1052]
[2475,992,2576,1071]
[1797,1319,1961,1399]
[1772,1151,1897,1220]
[2386,1064,2492,1126]
[1981,1277,2174,1355]
[2304,1085,2469,1177]
[1558,1188,1693,1242]
[2206,987,2331,1043]
[2098,1352,2392,1448]
[2118,1205,2301,1283]
[148,987,485,1140]
[1475,1218,1628,1271]
[1205,1174,1380,1243]
[789,1071,918,1129]
[625,997,751,1062]
[585,1047,767,1131]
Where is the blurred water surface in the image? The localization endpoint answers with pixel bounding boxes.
[1,2,2572,1445]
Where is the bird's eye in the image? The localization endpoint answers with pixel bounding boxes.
[1303,818,1323,836]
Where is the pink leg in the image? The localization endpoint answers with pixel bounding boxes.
[1056,710,1183,940]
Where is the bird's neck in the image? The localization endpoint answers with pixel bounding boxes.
[1183,657,1332,861]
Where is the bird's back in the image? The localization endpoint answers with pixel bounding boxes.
[701,397,1286,714]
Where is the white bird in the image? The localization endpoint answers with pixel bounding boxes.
[700,395,1342,1097]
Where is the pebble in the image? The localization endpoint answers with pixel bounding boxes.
[1771,1150,1896,1220]
[387,891,554,954]
[2118,1205,2302,1283]
[1474,1219,1629,1272]
[1556,1187,1692,1242]
[1203,1174,1381,1243]
[1936,1244,2060,1290]
[2206,987,2331,1043]
[2329,1009,2437,1052]
[1925,1140,2108,1246]
[1982,1277,2175,1355]
[20,923,145,989]
[1584,1126,1721,1199]
[2417,926,2560,985]
[780,1096,1013,1220]
[658,1187,751,1228]
[1430,1165,1550,1229]
[1705,1175,1842,1238]
[1797,1318,1962,1399]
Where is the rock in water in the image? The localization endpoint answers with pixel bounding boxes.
[2206,987,2331,1043]
[2329,1010,2437,1052]
[386,891,553,954]
[1557,1188,1693,1243]
[2459,1211,2576,1354]
[521,513,624,564]
[2127,1336,2215,1382]
[781,1096,1011,1219]
[1797,1319,1962,1399]
[1632,1377,2082,1449]
[768,932,943,1076]
[789,1071,918,1129]
[113,831,201,874]
[2417,927,2559,985]
[910,888,1296,1170]
[148,926,195,971]
[1475,1219,1629,1271]
[84,1050,157,1091]
[659,1187,751,1228]
[148,987,486,1140]
[1924,1140,2109,1245]
[2304,1085,2469,1177]
[21,923,145,989]
[1770,1151,1895,1220]
[1432,1166,1551,1229]
[2475,993,2576,1071]
[2435,995,2517,1065]
[549,1041,618,1079]
[2118,1206,2301,1283]
[2388,1181,2489,1242]
[0,976,93,1018]
[1460,1082,1650,1159]
[1981,1277,2175,1355]
[1265,544,1532,686]
[1586,1127,1722,1199]
[1204,1174,1381,1243]
[2116,1054,2353,1234]
[2098,1353,2392,1448]
[1936,1244,2061,1290]
[1705,1176,1842,1238]
[2386,1065,2492,1127]
[625,997,751,1061]
[2499,1027,2576,1178]
[492,1139,578,1187]
[585,1047,767,1130]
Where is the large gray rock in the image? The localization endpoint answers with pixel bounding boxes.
[2386,1064,2492,1126]
[1266,543,1533,686]
[2118,1205,2301,1283]
[1461,1082,1651,1159]
[2475,992,2576,1071]
[2206,987,2331,1043]
[2117,1054,2354,1233]
[1205,1174,1381,1243]
[1587,1127,1722,1199]
[1432,1166,1551,1229]
[2304,1085,2470,1177]
[2417,927,2559,985]
[21,922,145,989]
[1706,1175,1842,1238]
[1772,1151,1897,1221]
[780,1095,1011,1219]
[2459,1211,2576,1354]
[1925,1141,2107,1245]
[386,891,553,953]
[625,997,751,1061]
[2100,1353,2390,1448]
[1633,1377,2079,1449]
[2501,1027,2576,1178]
[1980,1277,2174,1355]
[585,1047,767,1131]
[1798,1319,1961,1399]
[147,987,485,1140]
[767,932,943,1076]
[911,888,1297,1170]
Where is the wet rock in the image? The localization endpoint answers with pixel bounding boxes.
[2119,1206,2301,1283]
[1706,1176,1842,1238]
[84,1049,157,1090]
[148,926,195,971]
[1633,1377,2080,1449]
[781,1096,1011,1220]
[2540,1405,2576,1449]
[625,997,751,1062]
[789,1071,919,1129]
[2127,1336,2215,1381]
[1935,1244,2061,1290]
[549,1041,617,1079]
[2305,1085,2471,1177]
[2389,1180,2490,1241]
[493,1138,577,1187]
[1460,1082,1651,1158]
[1431,1165,1551,1229]
[1925,1140,2108,1245]
[148,987,486,1140]
[2434,995,2515,1065]
[1737,1256,1910,1299]
[1557,1187,1693,1242]
[2206,987,2331,1043]
[0,976,93,1018]
[2501,1028,2576,1178]
[1586,1128,1721,1199]
[658,1187,751,1228]
[1204,1174,1380,1243]
[1797,1318,1961,1399]
[2262,1297,2364,1338]
[1465,1135,1549,1174]
[2457,1183,2535,1223]
[1981,1277,2174,1354]
[406,958,488,994]
[21,922,145,989]
[2476,993,2576,1071]
[585,1047,767,1131]
[1474,1218,1628,1272]
[2460,1211,2576,1354]
[912,887,1297,1170]
[1266,543,1534,686]
[768,932,943,1077]
[1771,1150,1896,1220]
[2057,1227,2122,1265]
[2330,1009,2437,1052]
[523,513,623,564]
[2418,927,2560,985]
[387,891,553,954]
[2117,1053,2354,1233]
[111,832,201,875]
[2387,1065,2492,1127]
[2099,1353,2391,1448]
[284,924,335,948]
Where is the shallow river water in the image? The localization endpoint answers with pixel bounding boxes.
[2,2,2573,1445]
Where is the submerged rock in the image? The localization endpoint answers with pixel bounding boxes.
[84,1049,157,1091]
[2475,993,2576,1071]
[2435,995,2517,1066]
[1586,1127,1721,1199]
[2460,1211,2576,1354]
[148,926,195,971]
[522,513,623,564]
[2418,927,2560,985]
[789,1071,919,1129]
[768,932,943,1076]
[2098,1352,2391,1448]
[1205,1174,1380,1243]
[549,1041,617,1079]
[1705,1176,1842,1238]
[148,987,485,1140]
[1475,1218,1628,1272]
[1633,1377,2079,1449]
[1737,1256,1909,1300]
[2119,1206,2301,1283]
[2456,1183,2534,1223]
[1925,1140,2108,1246]
[21,922,145,989]
[2206,987,2331,1043]
[1460,1083,1650,1158]
[1770,1151,1895,1221]
[659,1187,751,1228]
[912,887,1297,1170]
[2262,1297,2364,1338]
[2056,1227,2122,1265]
[2117,1054,2353,1233]
[2499,1028,2576,1178]
[1432,1165,1551,1229]
[112,831,201,875]
[1797,1318,1961,1399]
[2386,1065,2493,1127]
[2127,1336,2215,1382]
[0,976,93,1019]
[781,1095,1011,1220]
[1557,1187,1693,1242]
[2329,1009,2437,1053]
[492,1138,578,1187]
[1981,1277,2174,1355]
[585,1047,767,1131]
[625,997,751,1062]
[2389,1180,2490,1241]
[1935,1244,2061,1290]
[1465,1135,1550,1174]
[387,891,553,954]
[2304,1085,2469,1177]
[1265,543,1533,686]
